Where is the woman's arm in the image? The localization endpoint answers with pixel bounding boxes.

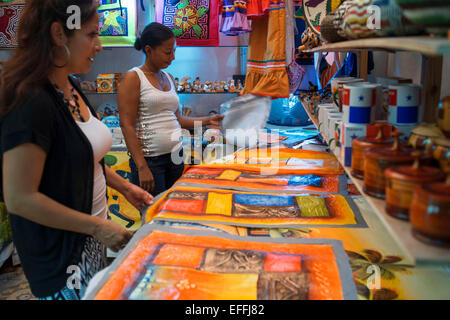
[175,109,224,129]
[167,73,224,130]
[104,165,153,210]
[2,143,132,252]
[117,71,154,192]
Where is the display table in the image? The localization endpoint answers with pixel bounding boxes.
[95,129,450,300]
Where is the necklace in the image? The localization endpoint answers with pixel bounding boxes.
[53,84,85,122]
[142,67,169,91]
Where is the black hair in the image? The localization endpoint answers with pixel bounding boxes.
[134,22,175,51]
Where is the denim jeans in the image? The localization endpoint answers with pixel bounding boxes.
[129,148,185,197]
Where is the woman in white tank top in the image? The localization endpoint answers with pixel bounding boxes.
[118,22,223,196]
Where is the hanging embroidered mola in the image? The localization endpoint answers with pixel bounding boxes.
[0,3,24,49]
[155,0,219,46]
[97,0,136,47]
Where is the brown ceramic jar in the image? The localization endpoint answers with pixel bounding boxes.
[385,151,445,220]
[351,123,393,180]
[408,124,445,150]
[410,176,450,247]
[430,138,450,173]
[363,132,429,199]
[437,96,450,138]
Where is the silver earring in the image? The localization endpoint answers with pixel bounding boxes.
[51,44,71,68]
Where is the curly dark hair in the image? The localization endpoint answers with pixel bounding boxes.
[0,0,98,117]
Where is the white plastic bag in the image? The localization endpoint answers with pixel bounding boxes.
[220,94,272,148]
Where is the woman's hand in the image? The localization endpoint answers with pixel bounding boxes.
[138,165,155,193]
[208,114,224,127]
[123,183,154,210]
[93,219,133,252]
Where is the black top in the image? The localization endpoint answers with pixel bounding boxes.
[0,76,105,298]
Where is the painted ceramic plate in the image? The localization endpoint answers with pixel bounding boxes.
[303,0,342,35]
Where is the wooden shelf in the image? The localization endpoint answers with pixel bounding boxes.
[299,100,450,265]
[304,36,450,56]
[82,91,239,95]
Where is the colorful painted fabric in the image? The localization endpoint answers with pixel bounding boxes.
[90,225,357,300]
[241,1,290,98]
[176,166,344,193]
[220,0,251,35]
[197,147,344,175]
[0,3,24,48]
[155,0,220,46]
[144,186,366,228]
[97,0,137,47]
[104,152,143,231]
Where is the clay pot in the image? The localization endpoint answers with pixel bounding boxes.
[425,137,450,173]
[408,124,445,150]
[437,96,450,138]
[410,176,450,247]
[385,151,445,220]
[363,131,429,199]
[351,123,393,179]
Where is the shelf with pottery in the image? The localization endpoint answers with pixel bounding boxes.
[303,36,450,56]
[82,91,240,95]
[298,99,450,265]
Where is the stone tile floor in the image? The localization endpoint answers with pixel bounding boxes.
[0,257,35,300]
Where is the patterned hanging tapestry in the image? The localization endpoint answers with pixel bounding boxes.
[97,0,137,47]
[0,1,25,49]
[155,0,220,46]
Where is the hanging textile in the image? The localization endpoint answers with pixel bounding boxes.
[155,0,220,46]
[97,0,137,47]
[241,0,290,98]
[246,0,271,18]
[0,1,25,49]
[219,0,252,36]
[285,0,305,93]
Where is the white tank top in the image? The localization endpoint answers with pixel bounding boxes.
[76,107,112,219]
[131,67,182,157]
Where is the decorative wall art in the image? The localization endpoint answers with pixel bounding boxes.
[155,0,219,46]
[88,225,357,300]
[0,1,25,49]
[97,0,137,47]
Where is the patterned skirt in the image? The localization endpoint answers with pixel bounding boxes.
[37,236,107,300]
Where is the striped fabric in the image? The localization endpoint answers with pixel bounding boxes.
[241,0,290,98]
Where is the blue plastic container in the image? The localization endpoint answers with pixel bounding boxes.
[268,96,310,126]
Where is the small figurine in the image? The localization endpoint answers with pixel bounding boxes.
[213,80,220,92]
[204,81,213,92]
[184,81,192,93]
[236,80,244,91]
[218,81,226,92]
[179,77,191,93]
[228,79,235,92]
[193,77,202,92]
[297,27,321,52]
